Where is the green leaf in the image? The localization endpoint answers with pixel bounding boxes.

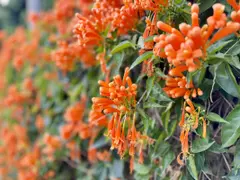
[191,138,215,153]
[167,119,178,137]
[153,142,171,157]
[134,163,151,175]
[199,0,216,13]
[110,160,124,178]
[195,153,205,171]
[192,67,207,87]
[146,75,156,99]
[222,105,240,148]
[209,63,240,98]
[90,137,109,149]
[206,112,229,124]
[209,143,227,153]
[162,150,175,172]
[137,36,144,49]
[143,102,166,109]
[208,53,240,69]
[233,141,240,169]
[144,35,155,42]
[110,40,136,54]
[187,155,198,180]
[226,40,240,56]
[161,103,173,134]
[153,132,167,156]
[137,108,150,133]
[69,83,83,103]
[208,40,233,54]
[155,68,167,78]
[130,51,153,70]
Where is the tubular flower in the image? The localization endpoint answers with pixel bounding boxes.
[125,0,168,11]
[73,0,142,48]
[61,97,87,140]
[52,41,76,72]
[153,3,239,72]
[66,141,81,161]
[91,68,152,173]
[73,13,103,47]
[227,0,240,23]
[177,99,207,165]
[163,66,203,99]
[96,52,110,81]
[4,85,28,106]
[43,133,62,161]
[141,14,157,76]
[111,3,143,36]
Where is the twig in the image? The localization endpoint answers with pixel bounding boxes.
[210,64,218,103]
[137,90,147,105]
[202,171,211,180]
[224,40,239,55]
[221,153,231,172]
[213,126,222,139]
[220,93,234,110]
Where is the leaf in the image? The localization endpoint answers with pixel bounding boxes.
[137,36,144,49]
[167,118,178,137]
[110,160,124,178]
[206,112,229,124]
[187,155,198,180]
[153,132,167,156]
[227,41,240,56]
[208,40,233,54]
[90,137,109,149]
[153,142,171,158]
[192,67,207,87]
[199,0,216,13]
[145,75,156,99]
[208,143,227,153]
[144,35,155,43]
[137,108,150,133]
[233,140,240,169]
[69,83,82,102]
[221,105,240,148]
[195,153,205,171]
[208,53,240,69]
[155,68,167,78]
[143,102,166,109]
[130,51,153,70]
[226,170,240,180]
[209,63,240,98]
[191,138,215,153]
[134,163,151,175]
[162,150,175,172]
[161,103,173,134]
[110,40,136,54]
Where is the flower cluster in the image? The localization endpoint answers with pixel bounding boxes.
[0,0,240,179]
[154,4,239,72]
[91,68,152,173]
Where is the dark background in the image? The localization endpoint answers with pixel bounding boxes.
[0,0,54,32]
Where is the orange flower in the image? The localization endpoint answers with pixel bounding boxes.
[227,0,240,23]
[92,68,152,172]
[154,3,239,72]
[163,67,203,99]
[64,100,86,123]
[177,99,207,165]
[35,115,45,132]
[52,41,75,72]
[129,0,168,11]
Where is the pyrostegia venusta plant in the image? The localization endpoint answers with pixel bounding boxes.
[92,67,153,173]
[1,0,240,179]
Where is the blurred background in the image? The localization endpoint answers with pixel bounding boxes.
[0,0,54,32]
